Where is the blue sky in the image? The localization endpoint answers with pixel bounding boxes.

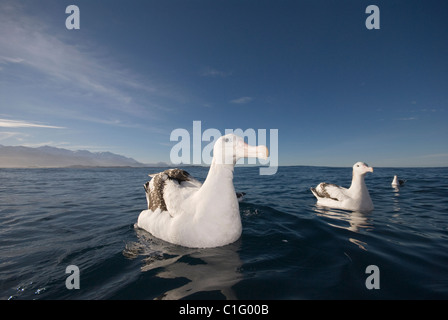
[0,0,447,167]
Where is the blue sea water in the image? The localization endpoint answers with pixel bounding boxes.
[1,166,447,300]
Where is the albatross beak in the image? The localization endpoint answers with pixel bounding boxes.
[244,143,269,160]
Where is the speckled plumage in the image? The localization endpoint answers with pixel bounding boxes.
[310,183,340,201]
[144,169,192,211]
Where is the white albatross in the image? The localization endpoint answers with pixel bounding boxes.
[391,175,406,187]
[136,134,268,248]
[310,162,374,212]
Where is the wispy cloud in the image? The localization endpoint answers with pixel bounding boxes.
[0,119,64,129]
[0,131,25,141]
[200,66,233,78]
[397,117,417,121]
[0,56,24,64]
[230,96,253,104]
[0,1,170,120]
[0,23,134,106]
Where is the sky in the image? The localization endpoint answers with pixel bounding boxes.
[0,0,447,167]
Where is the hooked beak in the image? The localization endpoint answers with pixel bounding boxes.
[366,166,374,173]
[243,142,269,160]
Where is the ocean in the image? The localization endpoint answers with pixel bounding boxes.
[1,166,447,300]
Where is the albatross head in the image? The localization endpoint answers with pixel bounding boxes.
[353,162,374,176]
[213,134,269,165]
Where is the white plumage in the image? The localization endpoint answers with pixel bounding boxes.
[391,175,406,187]
[136,134,268,248]
[310,162,374,212]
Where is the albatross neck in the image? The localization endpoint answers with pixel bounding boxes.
[196,159,236,199]
[194,160,237,214]
[203,160,235,185]
[349,172,367,193]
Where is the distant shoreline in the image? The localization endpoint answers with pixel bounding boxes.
[0,164,446,169]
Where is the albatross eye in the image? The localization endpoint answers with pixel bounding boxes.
[224,138,229,143]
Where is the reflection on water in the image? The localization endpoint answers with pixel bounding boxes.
[313,205,373,233]
[123,227,243,300]
[392,184,401,214]
[312,205,373,250]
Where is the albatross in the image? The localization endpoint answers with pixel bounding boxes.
[136,134,268,248]
[310,162,374,212]
[391,175,406,187]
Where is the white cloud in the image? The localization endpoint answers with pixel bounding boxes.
[0,1,163,115]
[0,119,64,129]
[0,131,25,141]
[0,0,182,152]
[0,56,24,64]
[230,96,253,104]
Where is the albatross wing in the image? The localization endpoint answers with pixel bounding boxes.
[145,169,201,215]
[311,182,347,202]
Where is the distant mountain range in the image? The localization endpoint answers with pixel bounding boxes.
[0,145,167,168]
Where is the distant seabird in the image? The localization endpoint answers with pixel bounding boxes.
[236,192,246,202]
[310,162,374,212]
[136,134,268,248]
[391,175,406,187]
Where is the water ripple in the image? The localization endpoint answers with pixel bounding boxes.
[1,167,448,299]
